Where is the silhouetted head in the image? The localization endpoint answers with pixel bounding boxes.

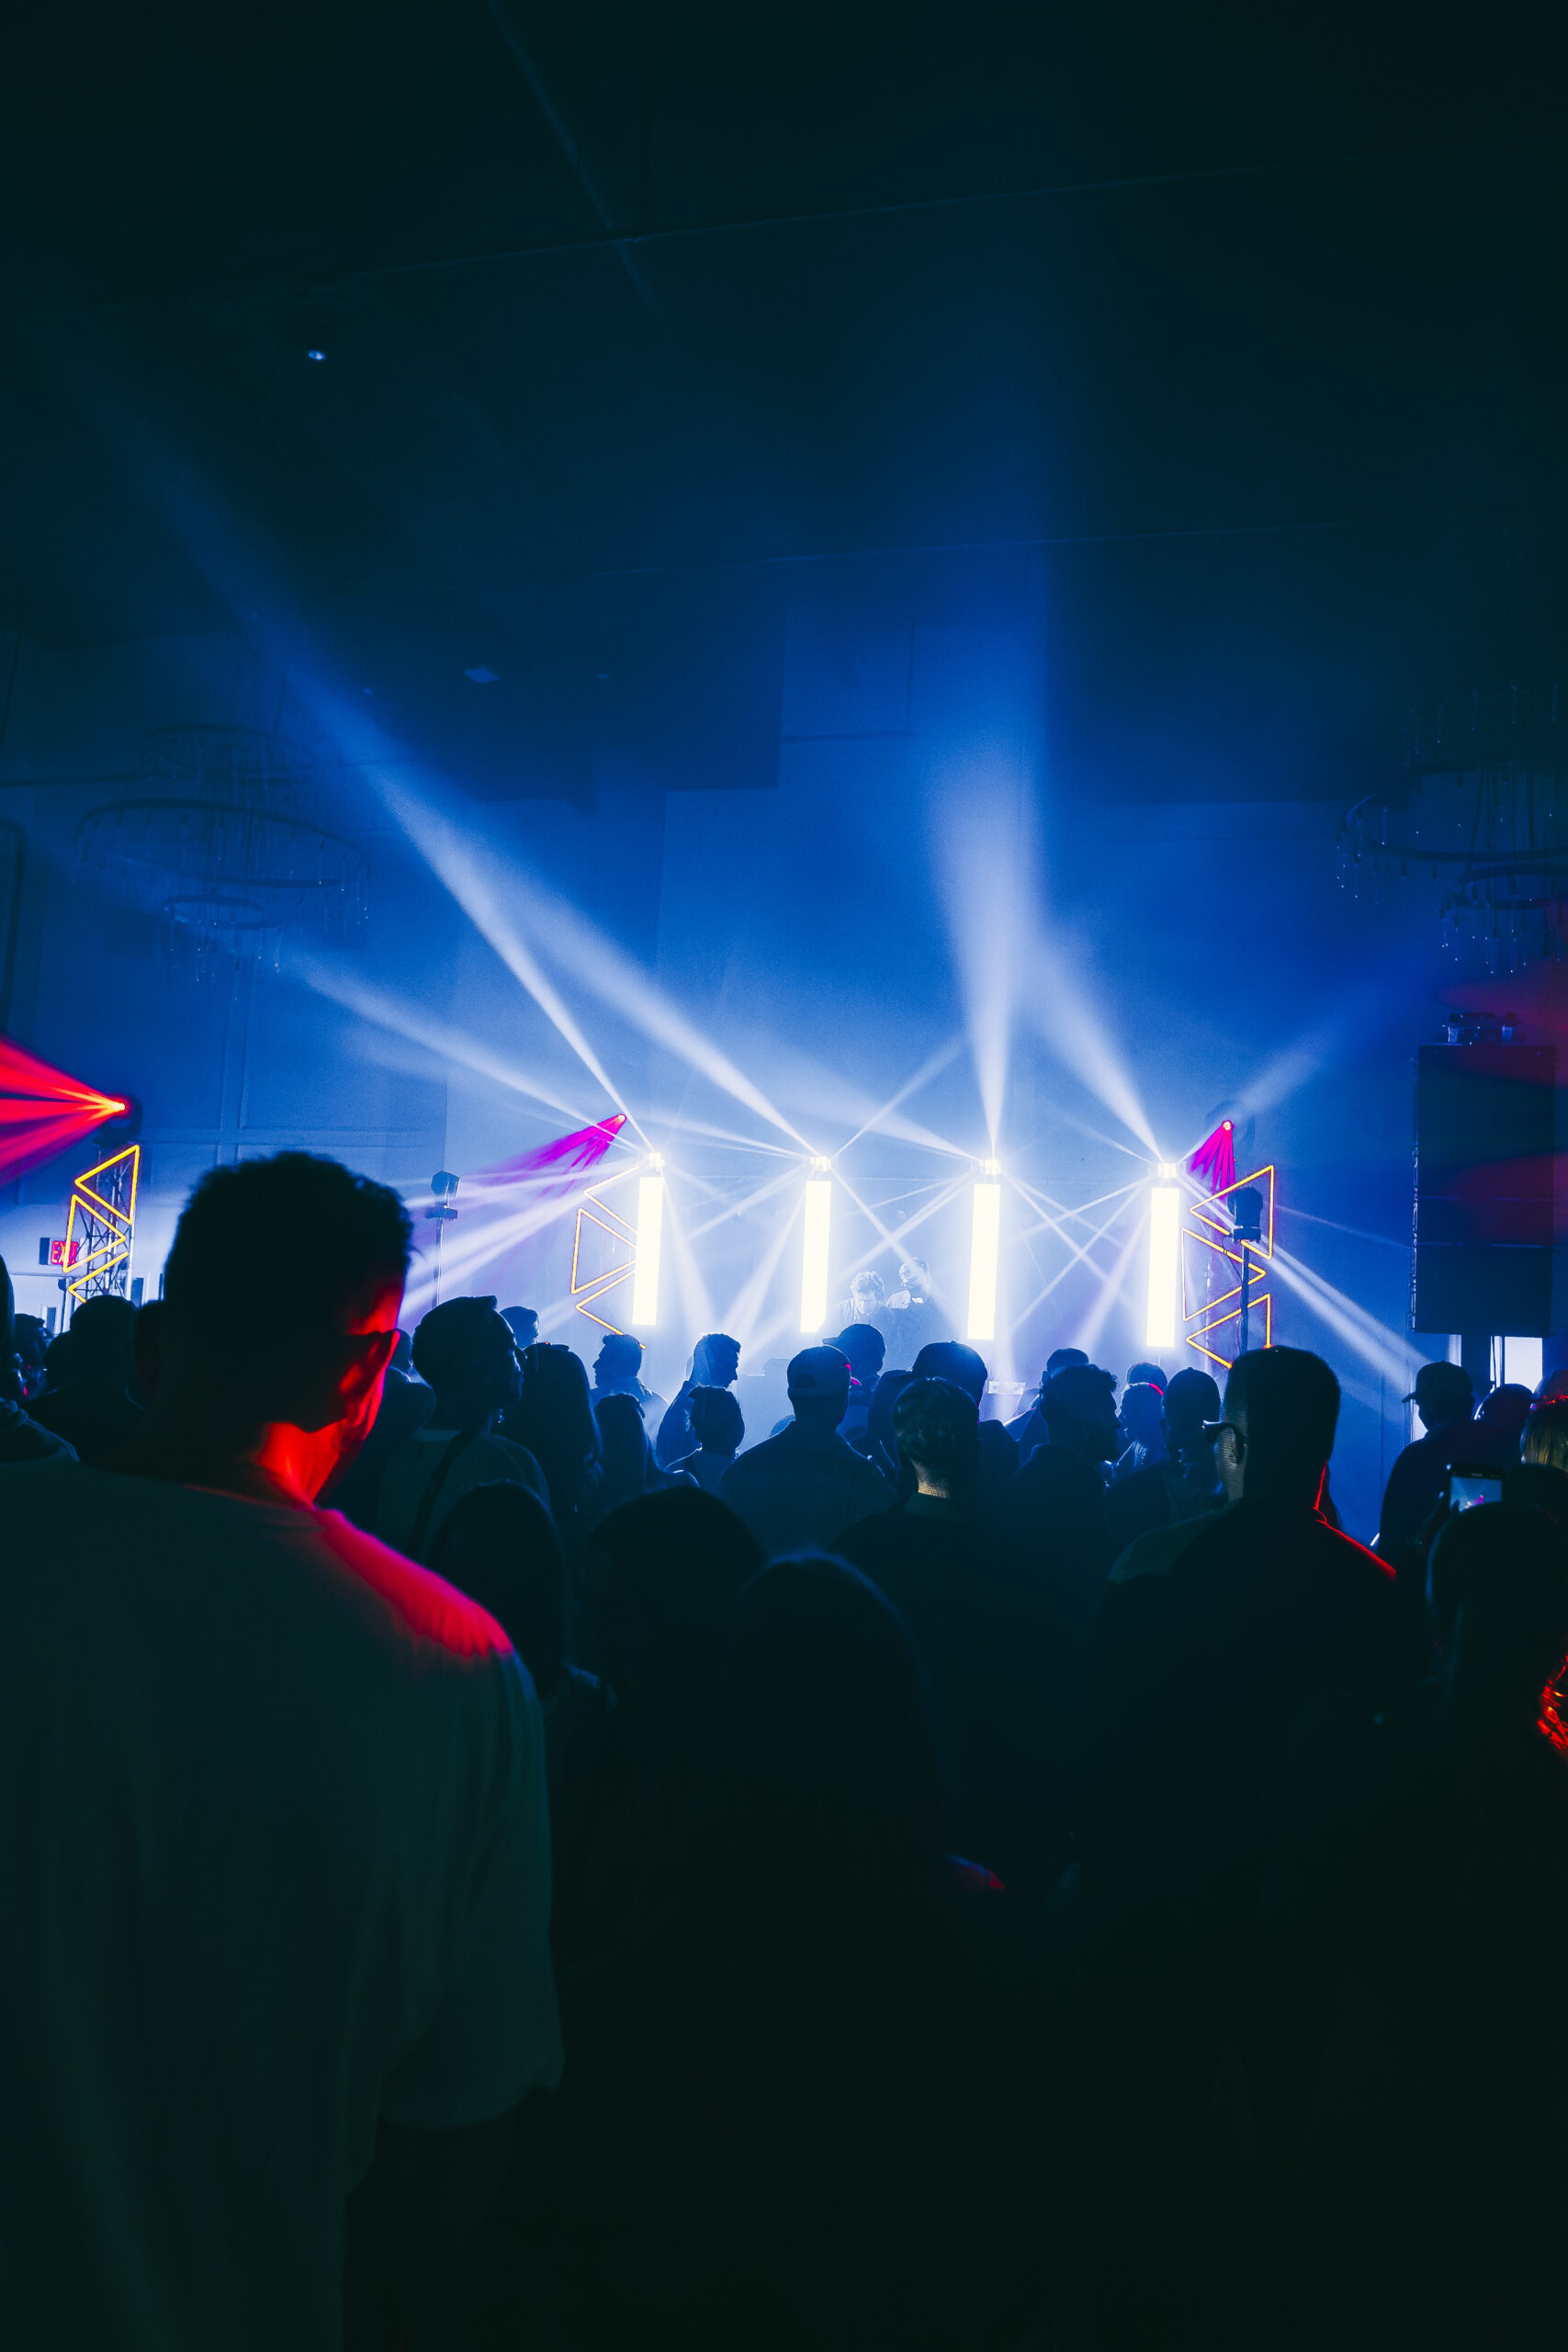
[710,1553,949,1898]
[787,1344,852,1435]
[1216,1346,1340,1509]
[511,1343,601,1488]
[910,1340,987,1404]
[430,1480,568,1688]
[1043,1346,1089,1384]
[1162,1367,1222,1453]
[1038,1363,1120,1464]
[689,1384,743,1454]
[412,1295,521,1427]
[834,1322,886,1385]
[1127,1361,1167,1393]
[593,1331,645,1391]
[65,1295,137,1390]
[1405,1359,1475,1436]
[499,1305,538,1352]
[693,1332,740,1386]
[586,1487,761,1702]
[1118,1380,1166,1453]
[1477,1382,1533,1454]
[893,1376,979,1498]
[160,1152,410,1440]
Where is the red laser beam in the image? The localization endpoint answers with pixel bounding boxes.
[0,1036,130,1183]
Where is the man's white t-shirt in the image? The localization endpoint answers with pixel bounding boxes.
[0,1459,563,2352]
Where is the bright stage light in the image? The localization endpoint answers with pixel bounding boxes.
[966,1178,1001,1342]
[800,1162,832,1332]
[631,1168,665,1327]
[1145,1183,1180,1348]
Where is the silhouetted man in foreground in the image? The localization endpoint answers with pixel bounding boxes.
[0,1154,561,2352]
[720,1343,892,1555]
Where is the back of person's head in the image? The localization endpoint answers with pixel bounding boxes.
[1524,1400,1568,1476]
[1162,1366,1222,1449]
[1429,1495,1538,1639]
[689,1383,743,1454]
[500,1305,538,1351]
[512,1341,600,1476]
[587,1487,762,1701]
[909,1340,987,1403]
[44,1332,76,1388]
[1478,1382,1533,1446]
[162,1153,412,1416]
[1127,1361,1167,1392]
[411,1294,513,1407]
[65,1295,137,1387]
[834,1322,886,1383]
[787,1343,852,1433]
[1534,1365,1568,1407]
[1409,1359,1475,1430]
[892,1376,979,1487]
[594,1389,651,1503]
[1118,1380,1165,1450]
[595,1331,644,1385]
[1038,1362,1118,1448]
[1223,1345,1340,1505]
[131,1298,164,1402]
[428,1480,568,1689]
[710,1554,948,1899]
[1044,1346,1089,1381]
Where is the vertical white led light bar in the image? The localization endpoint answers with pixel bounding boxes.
[631,1162,665,1328]
[966,1165,1001,1342]
[1145,1171,1180,1349]
[799,1159,832,1332]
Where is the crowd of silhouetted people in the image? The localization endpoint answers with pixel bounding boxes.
[3,1150,1565,2349]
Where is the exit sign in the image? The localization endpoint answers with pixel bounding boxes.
[39,1238,80,1269]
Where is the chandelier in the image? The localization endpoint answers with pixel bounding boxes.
[77,726,367,977]
[1337,684,1567,970]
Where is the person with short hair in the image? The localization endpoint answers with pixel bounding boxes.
[1126,1361,1168,1394]
[655,1331,740,1466]
[592,1330,668,1429]
[910,1340,1019,1505]
[1105,1366,1223,1560]
[834,1322,886,1442]
[719,1345,893,1555]
[671,1383,745,1494]
[833,1268,886,1330]
[882,1255,944,1363]
[991,1363,1120,1656]
[1378,1360,1477,1561]
[0,1152,561,2352]
[1006,1345,1090,1458]
[375,1294,547,1561]
[27,1294,146,1466]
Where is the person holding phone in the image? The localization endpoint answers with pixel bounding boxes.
[1378,1361,1477,1561]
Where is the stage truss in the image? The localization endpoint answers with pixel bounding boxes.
[570,1192,637,1334]
[64,1143,141,1307]
[1182,1162,1275,1370]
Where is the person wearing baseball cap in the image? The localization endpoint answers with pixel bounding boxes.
[1377,1359,1477,1564]
[719,1343,893,1556]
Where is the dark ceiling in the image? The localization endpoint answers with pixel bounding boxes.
[2,0,1565,803]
